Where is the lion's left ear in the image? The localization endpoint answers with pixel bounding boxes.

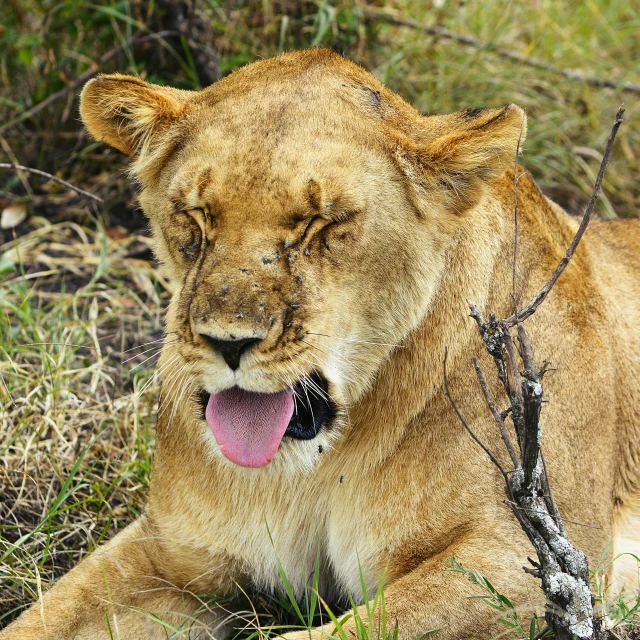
[393,104,526,213]
[80,74,190,158]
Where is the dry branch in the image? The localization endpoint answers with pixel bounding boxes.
[443,348,507,479]
[444,107,624,640]
[505,107,625,326]
[472,357,519,468]
[0,163,103,203]
[511,110,526,315]
[364,11,640,95]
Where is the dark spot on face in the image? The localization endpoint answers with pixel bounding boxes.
[339,475,344,483]
[295,276,303,284]
[461,107,484,120]
[470,106,510,131]
[367,88,381,109]
[614,496,623,506]
[323,238,331,252]
[261,249,281,265]
[240,268,249,274]
[184,240,200,258]
[290,304,300,310]
[318,445,323,454]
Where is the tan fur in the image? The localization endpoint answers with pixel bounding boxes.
[3,48,639,640]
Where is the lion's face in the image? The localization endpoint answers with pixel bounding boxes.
[80,49,524,471]
[140,95,444,470]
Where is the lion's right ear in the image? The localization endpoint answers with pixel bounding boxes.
[391,104,526,214]
[80,74,189,157]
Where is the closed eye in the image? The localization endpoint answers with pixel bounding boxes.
[328,209,358,224]
[287,209,360,249]
[284,215,327,249]
[299,215,325,244]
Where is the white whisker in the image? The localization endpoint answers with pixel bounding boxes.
[287,358,320,424]
[125,342,178,369]
[159,360,190,418]
[138,352,182,396]
[120,333,179,355]
[287,353,332,405]
[167,372,194,424]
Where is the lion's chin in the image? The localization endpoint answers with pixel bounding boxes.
[198,371,335,468]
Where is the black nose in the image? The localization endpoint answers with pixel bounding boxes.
[199,334,260,370]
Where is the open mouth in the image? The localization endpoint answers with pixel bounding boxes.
[284,371,333,439]
[198,371,334,468]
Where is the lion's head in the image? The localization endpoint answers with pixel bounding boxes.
[80,48,525,472]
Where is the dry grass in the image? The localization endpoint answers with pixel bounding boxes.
[0,217,168,621]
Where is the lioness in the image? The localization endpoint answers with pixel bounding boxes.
[3,48,639,640]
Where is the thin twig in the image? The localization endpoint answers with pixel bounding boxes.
[506,106,625,326]
[363,11,640,95]
[472,357,520,468]
[512,110,526,317]
[0,163,103,203]
[442,348,507,479]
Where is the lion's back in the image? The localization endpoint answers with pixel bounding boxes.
[591,217,640,269]
[588,218,640,322]
[587,217,640,592]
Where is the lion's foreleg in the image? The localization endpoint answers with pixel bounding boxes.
[287,535,539,640]
[0,516,221,640]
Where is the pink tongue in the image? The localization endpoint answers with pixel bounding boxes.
[206,388,294,468]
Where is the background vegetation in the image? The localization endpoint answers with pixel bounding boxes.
[0,0,638,633]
